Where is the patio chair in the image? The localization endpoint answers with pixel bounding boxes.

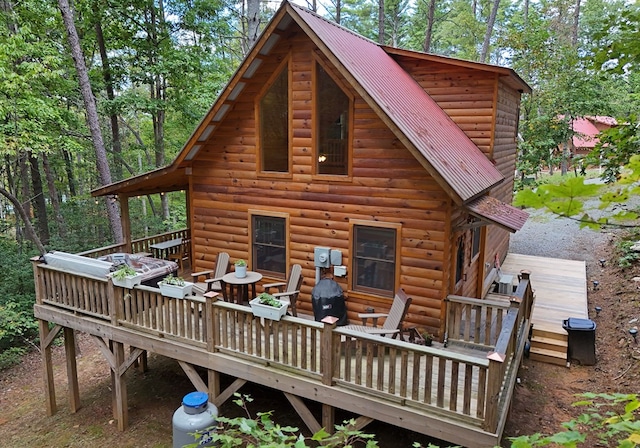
[168,238,191,272]
[262,264,303,316]
[191,252,230,296]
[342,288,411,338]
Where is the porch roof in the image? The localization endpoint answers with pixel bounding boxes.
[465,195,529,233]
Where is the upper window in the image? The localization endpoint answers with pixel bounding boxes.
[472,226,481,259]
[455,237,465,284]
[259,65,289,172]
[316,63,349,175]
[251,212,288,278]
[352,223,399,297]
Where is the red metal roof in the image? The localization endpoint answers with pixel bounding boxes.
[288,3,504,203]
[466,195,529,233]
[571,117,601,149]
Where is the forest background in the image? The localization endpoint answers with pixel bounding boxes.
[0,0,639,368]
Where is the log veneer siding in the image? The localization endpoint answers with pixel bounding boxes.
[190,26,451,333]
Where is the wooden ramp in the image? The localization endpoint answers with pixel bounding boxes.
[499,253,588,366]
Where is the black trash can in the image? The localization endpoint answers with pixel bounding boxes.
[311,279,348,326]
[562,317,596,365]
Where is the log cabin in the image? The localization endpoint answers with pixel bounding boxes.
[93,0,530,337]
[32,3,537,446]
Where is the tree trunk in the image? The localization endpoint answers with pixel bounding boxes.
[336,0,341,24]
[62,149,77,196]
[245,0,260,54]
[42,152,67,238]
[0,186,46,254]
[18,153,31,220]
[378,0,385,44]
[480,0,500,62]
[28,152,50,245]
[571,0,581,46]
[423,0,437,53]
[58,0,123,244]
[96,21,123,181]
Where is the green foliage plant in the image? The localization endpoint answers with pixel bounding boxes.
[186,393,379,448]
[111,264,138,280]
[508,393,640,448]
[514,156,640,230]
[256,292,282,308]
[235,259,247,267]
[161,274,186,286]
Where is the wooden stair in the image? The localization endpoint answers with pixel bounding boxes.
[529,324,568,366]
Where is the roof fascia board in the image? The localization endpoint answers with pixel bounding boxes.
[383,46,532,94]
[171,4,292,167]
[92,165,181,197]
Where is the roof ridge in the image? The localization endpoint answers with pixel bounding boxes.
[287,1,378,47]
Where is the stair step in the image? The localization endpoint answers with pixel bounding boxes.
[531,335,568,352]
[529,347,568,367]
[532,327,567,341]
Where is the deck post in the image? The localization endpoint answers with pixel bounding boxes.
[205,292,220,399]
[63,327,81,413]
[38,319,57,416]
[109,340,129,431]
[484,356,504,432]
[322,404,335,433]
[320,316,338,433]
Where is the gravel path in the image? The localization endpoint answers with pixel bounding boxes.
[508,205,613,264]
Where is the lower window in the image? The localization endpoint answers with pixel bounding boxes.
[352,224,398,296]
[251,214,287,277]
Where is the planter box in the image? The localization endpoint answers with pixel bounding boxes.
[110,273,143,289]
[249,297,288,321]
[159,281,193,299]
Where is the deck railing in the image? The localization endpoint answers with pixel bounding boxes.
[32,259,533,435]
[78,229,190,258]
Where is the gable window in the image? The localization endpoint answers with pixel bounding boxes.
[316,63,350,175]
[251,212,288,277]
[351,222,399,297]
[259,65,289,172]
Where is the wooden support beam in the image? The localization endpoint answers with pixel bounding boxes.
[111,340,128,431]
[38,319,57,416]
[211,378,247,408]
[322,403,335,433]
[178,361,208,392]
[284,393,321,434]
[208,370,220,401]
[63,327,80,413]
[352,416,374,431]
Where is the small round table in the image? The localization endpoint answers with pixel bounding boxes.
[222,271,263,304]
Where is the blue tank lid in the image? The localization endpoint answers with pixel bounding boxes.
[182,391,209,408]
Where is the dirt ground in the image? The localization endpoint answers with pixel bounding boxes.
[1,233,639,447]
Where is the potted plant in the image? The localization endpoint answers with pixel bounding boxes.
[234,259,247,278]
[249,292,288,320]
[158,274,193,299]
[422,331,433,347]
[110,265,142,289]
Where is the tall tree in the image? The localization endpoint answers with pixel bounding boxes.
[57,0,123,243]
[480,0,500,62]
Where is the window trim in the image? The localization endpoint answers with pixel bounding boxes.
[471,225,482,262]
[349,219,401,298]
[255,56,292,178]
[248,209,290,279]
[312,54,354,181]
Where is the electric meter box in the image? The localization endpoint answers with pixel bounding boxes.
[314,247,331,268]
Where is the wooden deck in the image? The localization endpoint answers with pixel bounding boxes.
[499,253,588,365]
[31,254,534,448]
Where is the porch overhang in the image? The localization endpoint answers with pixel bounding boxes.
[465,195,529,233]
[91,165,189,198]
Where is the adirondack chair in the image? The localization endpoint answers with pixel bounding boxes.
[263,264,303,316]
[191,252,230,295]
[342,288,411,338]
